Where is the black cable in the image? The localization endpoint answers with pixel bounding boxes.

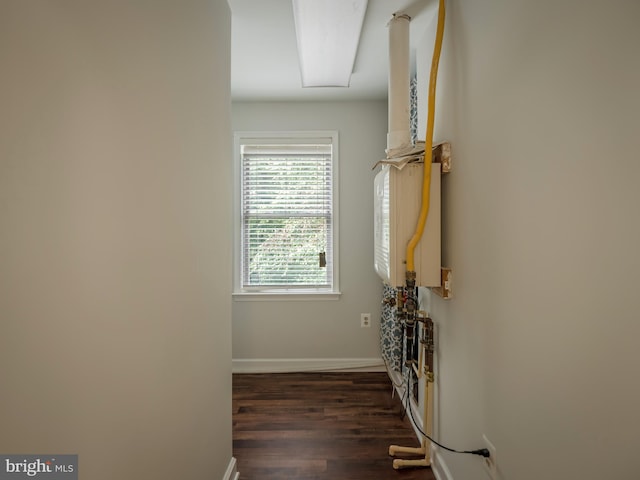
[399,373,490,459]
[391,285,489,459]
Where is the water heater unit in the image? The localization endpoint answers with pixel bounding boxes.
[374,162,441,287]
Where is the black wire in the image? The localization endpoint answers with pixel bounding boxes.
[400,371,490,458]
[391,287,488,459]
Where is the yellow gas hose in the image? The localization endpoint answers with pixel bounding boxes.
[406,0,445,274]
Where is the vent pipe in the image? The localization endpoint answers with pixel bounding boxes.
[387,13,411,155]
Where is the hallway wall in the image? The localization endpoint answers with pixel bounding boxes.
[0,2,234,478]
[415,1,640,478]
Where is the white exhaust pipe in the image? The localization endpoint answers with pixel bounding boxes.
[387,13,411,155]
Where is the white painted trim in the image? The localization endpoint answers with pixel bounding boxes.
[431,445,454,480]
[232,357,385,373]
[222,457,239,480]
[232,130,340,296]
[233,291,341,301]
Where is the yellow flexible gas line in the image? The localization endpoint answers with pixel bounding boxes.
[406,0,445,274]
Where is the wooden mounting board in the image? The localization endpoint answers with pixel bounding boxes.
[430,267,452,299]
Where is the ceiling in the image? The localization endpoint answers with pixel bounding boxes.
[229,0,437,102]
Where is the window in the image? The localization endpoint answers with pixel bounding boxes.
[234,132,339,297]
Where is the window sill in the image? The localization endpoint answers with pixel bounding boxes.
[232,291,342,302]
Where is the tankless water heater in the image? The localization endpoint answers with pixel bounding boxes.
[374,162,441,287]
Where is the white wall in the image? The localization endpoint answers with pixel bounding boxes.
[416,1,640,479]
[232,101,386,368]
[0,2,234,479]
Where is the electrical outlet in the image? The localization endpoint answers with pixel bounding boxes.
[482,434,497,480]
[360,313,371,328]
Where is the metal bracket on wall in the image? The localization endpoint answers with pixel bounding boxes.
[430,267,452,299]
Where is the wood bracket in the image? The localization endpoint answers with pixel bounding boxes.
[432,142,451,173]
[430,267,452,299]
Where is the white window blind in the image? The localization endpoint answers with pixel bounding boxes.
[238,136,336,292]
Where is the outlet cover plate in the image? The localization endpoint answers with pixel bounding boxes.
[482,434,497,480]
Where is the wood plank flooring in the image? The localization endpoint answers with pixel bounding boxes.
[233,372,437,480]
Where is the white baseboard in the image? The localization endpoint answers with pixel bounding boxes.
[222,457,239,480]
[232,357,385,373]
[431,445,454,480]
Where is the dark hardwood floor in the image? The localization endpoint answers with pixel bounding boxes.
[233,372,437,480]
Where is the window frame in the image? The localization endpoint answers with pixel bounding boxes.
[232,131,340,300]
